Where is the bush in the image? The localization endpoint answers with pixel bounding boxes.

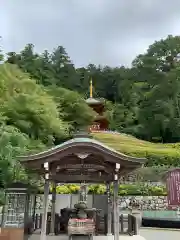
[46,184,167,196]
[118,184,167,196]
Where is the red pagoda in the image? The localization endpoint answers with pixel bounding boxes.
[86,79,108,132]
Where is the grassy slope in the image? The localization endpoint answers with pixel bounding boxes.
[92,132,180,166]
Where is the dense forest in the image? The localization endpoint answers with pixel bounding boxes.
[6,35,180,143]
[1,35,180,195]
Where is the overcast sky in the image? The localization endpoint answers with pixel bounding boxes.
[1,0,180,67]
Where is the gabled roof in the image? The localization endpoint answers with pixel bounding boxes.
[20,136,146,183]
[20,136,146,164]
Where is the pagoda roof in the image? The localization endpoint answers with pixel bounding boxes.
[86,98,104,105]
[20,136,146,183]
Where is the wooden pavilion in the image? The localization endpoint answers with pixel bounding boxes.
[20,132,146,240]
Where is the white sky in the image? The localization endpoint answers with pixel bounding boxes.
[1,0,180,67]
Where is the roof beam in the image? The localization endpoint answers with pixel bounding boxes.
[50,174,113,183]
[55,164,112,174]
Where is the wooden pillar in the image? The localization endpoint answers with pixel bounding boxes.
[50,181,57,235]
[1,193,8,227]
[106,182,112,236]
[40,180,49,240]
[113,179,119,240]
[32,195,37,228]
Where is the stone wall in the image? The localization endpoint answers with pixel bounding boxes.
[119,196,168,210]
[119,173,138,183]
[35,194,169,212]
[119,173,165,186]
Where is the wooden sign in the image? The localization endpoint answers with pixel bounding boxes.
[166,169,180,207]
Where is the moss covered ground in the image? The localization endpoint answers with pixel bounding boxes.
[92,132,180,166]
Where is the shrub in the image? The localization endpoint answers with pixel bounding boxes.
[46,183,167,196]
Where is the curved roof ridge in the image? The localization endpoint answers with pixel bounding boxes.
[86,98,104,104]
[20,136,146,163]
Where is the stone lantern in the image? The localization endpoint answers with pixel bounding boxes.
[1,182,37,240]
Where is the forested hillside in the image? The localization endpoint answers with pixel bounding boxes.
[0,63,94,189]
[6,35,180,143]
[1,35,180,194]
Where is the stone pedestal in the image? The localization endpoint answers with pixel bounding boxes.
[130,210,142,235]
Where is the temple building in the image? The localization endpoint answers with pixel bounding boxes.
[86,79,109,132]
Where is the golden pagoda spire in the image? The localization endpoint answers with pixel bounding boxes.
[90,78,93,98]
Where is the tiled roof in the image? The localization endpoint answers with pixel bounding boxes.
[86,98,102,104]
[20,136,146,164]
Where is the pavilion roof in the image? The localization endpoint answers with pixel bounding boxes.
[20,136,146,183]
[20,137,145,163]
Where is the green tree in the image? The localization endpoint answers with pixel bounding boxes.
[6,52,20,65]
[6,36,180,143]
[50,46,77,89]
[132,35,180,142]
[0,125,28,186]
[34,50,54,86]
[47,86,95,133]
[105,101,137,133]
[0,38,3,62]
[0,63,68,145]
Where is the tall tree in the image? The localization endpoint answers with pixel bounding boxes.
[47,86,95,133]
[51,46,77,89]
[132,35,180,142]
[0,63,68,145]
